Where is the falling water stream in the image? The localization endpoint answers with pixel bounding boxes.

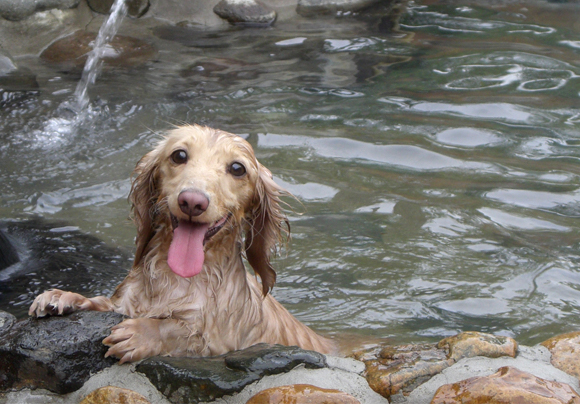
[73,0,128,112]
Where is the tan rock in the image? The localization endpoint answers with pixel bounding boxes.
[79,386,150,404]
[541,331,580,379]
[354,343,454,399]
[431,366,580,404]
[437,331,517,361]
[246,384,361,404]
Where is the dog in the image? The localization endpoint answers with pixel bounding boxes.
[29,125,336,363]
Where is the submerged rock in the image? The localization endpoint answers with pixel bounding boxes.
[246,384,361,404]
[213,0,276,26]
[136,343,327,403]
[0,310,123,394]
[431,366,580,404]
[296,0,382,17]
[542,331,580,380]
[40,30,157,69]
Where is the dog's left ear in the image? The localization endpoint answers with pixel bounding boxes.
[245,164,290,296]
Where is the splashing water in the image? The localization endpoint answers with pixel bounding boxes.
[74,0,128,112]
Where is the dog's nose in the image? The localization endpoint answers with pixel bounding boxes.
[178,191,209,217]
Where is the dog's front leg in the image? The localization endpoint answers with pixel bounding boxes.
[28,289,115,317]
[102,317,199,363]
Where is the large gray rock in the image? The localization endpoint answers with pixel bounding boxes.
[0,310,124,394]
[213,0,276,26]
[0,0,80,21]
[136,343,327,403]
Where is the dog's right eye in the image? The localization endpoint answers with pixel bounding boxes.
[171,150,188,165]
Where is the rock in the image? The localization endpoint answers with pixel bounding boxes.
[80,385,151,404]
[86,0,149,18]
[542,331,580,379]
[0,0,80,21]
[246,384,361,404]
[224,343,327,374]
[0,49,17,75]
[136,344,327,403]
[213,0,276,26]
[437,331,518,361]
[431,366,580,404]
[354,343,454,399]
[0,46,38,92]
[353,332,519,400]
[40,30,157,69]
[296,0,382,17]
[0,311,15,338]
[0,311,124,394]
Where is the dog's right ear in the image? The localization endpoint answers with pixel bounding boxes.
[130,148,161,266]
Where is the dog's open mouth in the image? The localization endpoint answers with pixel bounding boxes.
[167,213,231,278]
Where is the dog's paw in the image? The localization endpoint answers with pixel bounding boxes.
[103,318,162,364]
[28,289,91,317]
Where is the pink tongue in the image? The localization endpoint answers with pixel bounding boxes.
[167,220,210,277]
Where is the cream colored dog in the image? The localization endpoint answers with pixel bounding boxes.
[29,125,335,363]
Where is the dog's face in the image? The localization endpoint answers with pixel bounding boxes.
[158,126,258,229]
[130,125,287,293]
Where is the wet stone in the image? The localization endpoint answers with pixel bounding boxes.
[0,311,124,394]
[437,331,518,361]
[40,30,157,69]
[431,366,580,404]
[542,331,580,379]
[80,385,151,404]
[0,311,15,338]
[354,343,453,399]
[136,344,327,403]
[86,0,149,18]
[213,0,276,26]
[246,384,361,404]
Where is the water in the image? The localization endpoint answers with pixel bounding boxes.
[1,0,580,346]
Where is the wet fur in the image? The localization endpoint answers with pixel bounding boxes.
[29,125,335,363]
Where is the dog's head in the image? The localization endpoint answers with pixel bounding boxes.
[129,125,289,295]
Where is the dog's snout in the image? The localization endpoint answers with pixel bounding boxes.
[178,191,209,217]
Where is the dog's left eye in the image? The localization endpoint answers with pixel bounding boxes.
[229,162,246,177]
[171,150,188,165]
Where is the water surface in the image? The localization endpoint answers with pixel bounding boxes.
[1,0,580,345]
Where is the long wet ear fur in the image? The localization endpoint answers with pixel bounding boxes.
[129,147,162,267]
[245,164,290,296]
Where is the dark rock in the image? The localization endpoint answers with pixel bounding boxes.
[296,0,382,17]
[0,310,124,394]
[0,218,130,318]
[0,0,80,21]
[86,0,150,18]
[213,0,276,26]
[431,366,580,404]
[137,344,327,403]
[224,343,327,374]
[247,384,361,404]
[40,30,157,70]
